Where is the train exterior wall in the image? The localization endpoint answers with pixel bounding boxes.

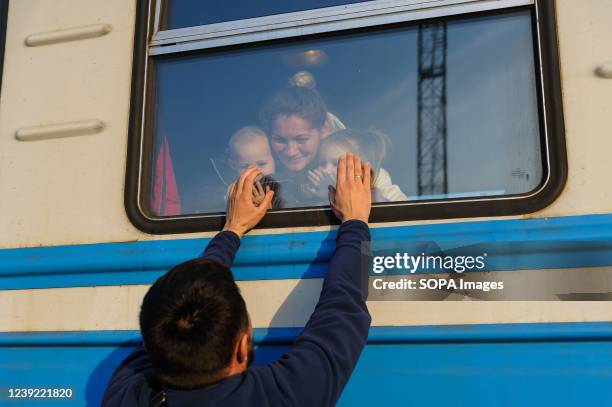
[0,1,611,406]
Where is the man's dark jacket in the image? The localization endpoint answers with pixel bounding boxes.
[102,220,371,406]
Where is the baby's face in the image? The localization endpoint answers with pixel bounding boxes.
[318,143,348,178]
[231,137,276,176]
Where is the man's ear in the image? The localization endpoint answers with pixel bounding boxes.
[236,332,249,365]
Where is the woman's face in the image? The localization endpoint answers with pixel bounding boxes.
[270,115,325,172]
[318,143,351,178]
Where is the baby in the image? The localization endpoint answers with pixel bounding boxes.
[228,126,276,176]
[304,129,408,203]
[227,126,284,208]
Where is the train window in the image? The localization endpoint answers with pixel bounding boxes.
[126,0,566,233]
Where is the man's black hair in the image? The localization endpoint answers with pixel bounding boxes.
[260,86,328,131]
[140,258,249,389]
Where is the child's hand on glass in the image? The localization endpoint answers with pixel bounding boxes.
[304,168,336,198]
[226,175,270,208]
[252,178,267,207]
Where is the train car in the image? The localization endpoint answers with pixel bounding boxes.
[1,0,611,405]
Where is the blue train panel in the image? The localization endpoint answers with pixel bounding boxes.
[1,323,612,406]
[2,214,612,290]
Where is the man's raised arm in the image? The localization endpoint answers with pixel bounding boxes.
[102,167,274,406]
[260,153,373,407]
[202,167,275,268]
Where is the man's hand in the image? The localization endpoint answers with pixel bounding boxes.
[223,167,274,238]
[328,153,372,223]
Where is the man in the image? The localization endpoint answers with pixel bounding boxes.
[102,153,373,406]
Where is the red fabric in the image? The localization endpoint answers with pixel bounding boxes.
[151,135,181,216]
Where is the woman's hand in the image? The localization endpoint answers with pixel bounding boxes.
[223,167,274,238]
[328,153,372,224]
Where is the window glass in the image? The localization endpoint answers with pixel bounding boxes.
[147,10,542,217]
[162,0,376,30]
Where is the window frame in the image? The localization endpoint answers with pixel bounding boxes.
[125,0,567,234]
[150,0,535,53]
[0,0,9,96]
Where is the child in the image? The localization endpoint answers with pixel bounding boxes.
[304,129,408,203]
[227,126,284,208]
[228,126,276,176]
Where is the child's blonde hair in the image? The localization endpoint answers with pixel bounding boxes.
[320,129,390,179]
[228,126,268,159]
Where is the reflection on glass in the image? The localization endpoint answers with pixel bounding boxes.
[163,0,375,29]
[147,10,542,217]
